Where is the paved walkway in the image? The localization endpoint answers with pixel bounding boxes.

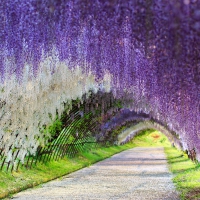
[12,147,180,200]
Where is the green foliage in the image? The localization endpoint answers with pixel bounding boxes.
[111,125,125,137]
[48,118,63,137]
[130,129,171,147]
[114,99,123,108]
[106,125,128,145]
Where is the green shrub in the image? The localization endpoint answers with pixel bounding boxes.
[48,118,63,137]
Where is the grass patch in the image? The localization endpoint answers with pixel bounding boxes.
[165,147,200,200]
[0,144,135,199]
[1,129,198,200]
[129,129,171,147]
[0,129,170,199]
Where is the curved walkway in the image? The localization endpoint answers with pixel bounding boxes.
[12,147,179,200]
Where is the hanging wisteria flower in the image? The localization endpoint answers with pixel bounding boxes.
[0,0,199,162]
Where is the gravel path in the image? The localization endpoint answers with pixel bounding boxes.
[12,147,180,200]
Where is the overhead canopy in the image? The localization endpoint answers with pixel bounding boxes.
[0,0,199,161]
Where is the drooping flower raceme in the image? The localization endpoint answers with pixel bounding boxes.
[0,0,199,161]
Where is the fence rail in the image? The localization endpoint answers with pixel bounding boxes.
[0,140,98,172]
[0,91,117,172]
[0,111,99,172]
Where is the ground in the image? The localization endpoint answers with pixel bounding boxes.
[12,147,179,200]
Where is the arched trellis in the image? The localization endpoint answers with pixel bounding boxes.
[0,91,123,172]
[97,108,186,156]
[0,89,198,172]
[117,120,182,150]
[0,0,199,171]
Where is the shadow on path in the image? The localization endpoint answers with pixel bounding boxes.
[12,147,180,200]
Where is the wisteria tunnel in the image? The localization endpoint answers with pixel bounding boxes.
[0,0,199,172]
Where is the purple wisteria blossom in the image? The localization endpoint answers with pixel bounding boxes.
[0,1,199,160]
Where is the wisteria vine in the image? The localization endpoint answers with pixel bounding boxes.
[0,0,199,162]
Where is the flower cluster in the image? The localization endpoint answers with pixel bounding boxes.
[0,1,199,161]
